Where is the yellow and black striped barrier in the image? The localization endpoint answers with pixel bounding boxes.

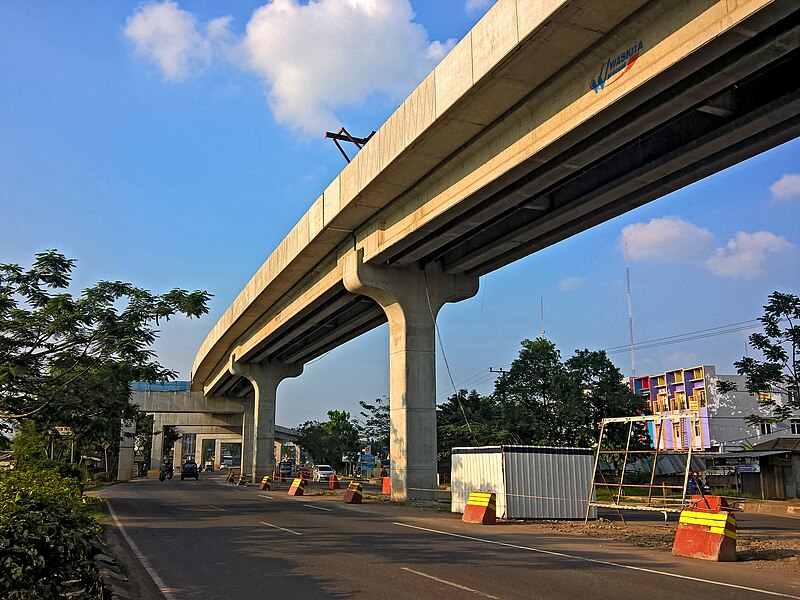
[462,491,496,525]
[288,477,305,496]
[343,481,363,504]
[259,475,272,491]
[673,507,736,561]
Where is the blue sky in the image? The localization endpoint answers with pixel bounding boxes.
[1,1,798,427]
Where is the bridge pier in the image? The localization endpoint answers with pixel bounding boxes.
[229,359,303,480]
[344,250,478,501]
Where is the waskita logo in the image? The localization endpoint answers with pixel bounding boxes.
[590,41,644,93]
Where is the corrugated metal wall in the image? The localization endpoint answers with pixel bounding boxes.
[504,446,595,519]
[451,447,506,517]
[452,446,596,520]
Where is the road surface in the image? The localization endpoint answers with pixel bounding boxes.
[99,473,800,600]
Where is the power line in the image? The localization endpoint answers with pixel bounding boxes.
[605,319,760,356]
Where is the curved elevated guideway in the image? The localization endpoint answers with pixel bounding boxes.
[187,0,800,500]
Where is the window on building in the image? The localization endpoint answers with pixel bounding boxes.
[791,419,800,435]
[759,423,772,435]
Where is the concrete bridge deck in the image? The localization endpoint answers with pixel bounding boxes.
[186,0,800,499]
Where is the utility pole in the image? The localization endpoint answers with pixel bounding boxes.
[540,296,545,338]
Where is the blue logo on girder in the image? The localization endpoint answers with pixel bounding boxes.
[591,41,644,93]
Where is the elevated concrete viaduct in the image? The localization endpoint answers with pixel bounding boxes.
[189,0,800,500]
[117,390,298,480]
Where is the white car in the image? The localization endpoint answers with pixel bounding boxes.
[313,464,335,482]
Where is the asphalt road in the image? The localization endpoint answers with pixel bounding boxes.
[100,473,800,600]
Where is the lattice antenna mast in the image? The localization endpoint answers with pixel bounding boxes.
[324,127,376,163]
[625,238,636,378]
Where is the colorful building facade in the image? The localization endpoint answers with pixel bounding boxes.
[632,366,714,450]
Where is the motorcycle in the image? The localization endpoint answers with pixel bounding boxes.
[158,464,174,482]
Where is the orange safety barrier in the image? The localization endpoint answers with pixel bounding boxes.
[462,491,496,525]
[259,475,272,491]
[381,477,390,495]
[343,481,363,504]
[329,474,341,490]
[672,495,736,561]
[288,477,306,496]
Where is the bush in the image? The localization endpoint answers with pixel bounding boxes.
[0,468,101,599]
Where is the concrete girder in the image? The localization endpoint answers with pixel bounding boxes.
[132,390,245,414]
[343,248,478,501]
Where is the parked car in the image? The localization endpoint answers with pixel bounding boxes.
[313,464,335,482]
[181,460,199,480]
[297,466,310,479]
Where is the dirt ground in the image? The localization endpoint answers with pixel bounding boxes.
[524,518,800,572]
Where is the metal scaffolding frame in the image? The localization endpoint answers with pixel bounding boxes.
[585,414,705,523]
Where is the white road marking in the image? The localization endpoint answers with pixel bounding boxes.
[261,521,302,536]
[402,567,502,599]
[107,501,178,600]
[258,494,274,499]
[303,504,333,512]
[206,504,225,511]
[393,522,800,600]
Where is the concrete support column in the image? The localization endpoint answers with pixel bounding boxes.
[294,444,301,464]
[215,438,225,468]
[241,399,253,472]
[229,360,303,479]
[116,420,136,481]
[344,249,478,501]
[151,416,165,468]
[194,436,207,464]
[275,441,283,466]
[173,438,184,465]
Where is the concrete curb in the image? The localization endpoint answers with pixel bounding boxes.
[739,500,800,518]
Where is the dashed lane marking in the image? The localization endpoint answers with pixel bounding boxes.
[303,504,333,512]
[261,521,302,536]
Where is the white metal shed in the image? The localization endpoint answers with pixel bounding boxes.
[451,445,596,519]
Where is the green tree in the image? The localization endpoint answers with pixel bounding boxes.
[719,291,800,423]
[434,339,650,461]
[494,338,576,445]
[437,389,509,463]
[297,410,360,471]
[357,396,389,454]
[562,348,651,451]
[0,250,210,454]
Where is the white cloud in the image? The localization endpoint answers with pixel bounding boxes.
[620,216,715,262]
[706,231,793,279]
[770,173,800,201]
[124,0,452,137]
[465,0,494,15]
[124,2,230,81]
[240,0,453,136]
[557,276,584,292]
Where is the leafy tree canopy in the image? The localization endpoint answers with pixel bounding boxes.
[0,250,210,451]
[719,291,800,423]
[357,396,389,454]
[437,338,650,462]
[297,410,360,471]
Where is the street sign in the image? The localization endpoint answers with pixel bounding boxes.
[102,441,110,450]
[55,426,73,436]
